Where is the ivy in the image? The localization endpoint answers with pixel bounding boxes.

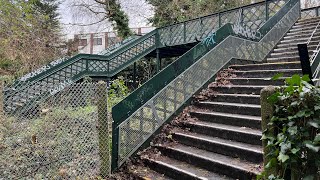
[259,74,320,179]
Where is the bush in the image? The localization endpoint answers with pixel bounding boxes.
[259,75,320,180]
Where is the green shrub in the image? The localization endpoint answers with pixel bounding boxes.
[259,75,320,180]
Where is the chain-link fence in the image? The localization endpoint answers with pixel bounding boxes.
[0,81,111,179]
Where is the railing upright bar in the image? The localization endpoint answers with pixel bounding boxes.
[183,21,186,43]
[219,12,222,28]
[265,0,269,21]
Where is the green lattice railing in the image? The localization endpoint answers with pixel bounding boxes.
[111,0,300,171]
[301,5,320,19]
[5,0,290,113]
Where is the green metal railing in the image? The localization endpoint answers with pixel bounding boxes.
[5,0,288,114]
[111,0,299,171]
[301,5,320,19]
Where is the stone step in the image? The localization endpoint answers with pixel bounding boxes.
[270,51,314,58]
[286,28,317,36]
[273,45,318,53]
[207,93,260,105]
[267,56,301,62]
[210,85,265,95]
[185,121,262,145]
[230,61,301,71]
[284,31,320,40]
[195,101,261,116]
[293,20,320,29]
[280,35,320,44]
[234,69,301,78]
[289,24,319,32]
[131,165,173,180]
[190,110,261,129]
[292,21,320,29]
[228,78,285,86]
[173,132,263,163]
[155,144,261,179]
[277,40,319,48]
[143,155,229,180]
[296,17,320,25]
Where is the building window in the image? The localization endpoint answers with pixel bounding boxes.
[79,39,87,46]
[93,38,103,45]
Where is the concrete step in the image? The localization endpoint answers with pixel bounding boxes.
[270,51,314,58]
[277,40,319,48]
[230,61,301,71]
[284,31,320,40]
[234,69,301,78]
[287,28,318,36]
[143,155,229,180]
[293,20,320,29]
[228,78,285,86]
[267,56,301,62]
[211,85,266,95]
[185,121,262,145]
[289,24,319,32]
[279,35,320,44]
[291,21,320,30]
[156,144,261,179]
[296,17,320,25]
[131,165,173,180]
[207,93,260,105]
[195,101,261,116]
[173,132,263,163]
[190,110,261,129]
[273,45,317,53]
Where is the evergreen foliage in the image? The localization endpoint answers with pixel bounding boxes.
[146,0,259,27]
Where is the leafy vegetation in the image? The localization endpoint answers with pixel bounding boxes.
[146,0,261,27]
[0,0,63,77]
[259,75,320,179]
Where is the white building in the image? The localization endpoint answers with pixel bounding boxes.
[75,27,155,54]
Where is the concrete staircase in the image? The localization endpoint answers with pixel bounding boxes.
[125,17,320,180]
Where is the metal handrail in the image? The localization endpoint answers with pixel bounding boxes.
[311,42,320,76]
[307,20,320,45]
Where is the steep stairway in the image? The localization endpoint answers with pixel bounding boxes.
[123,16,320,180]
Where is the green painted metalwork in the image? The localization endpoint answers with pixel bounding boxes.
[5,0,289,114]
[300,6,320,84]
[301,5,320,19]
[111,0,297,171]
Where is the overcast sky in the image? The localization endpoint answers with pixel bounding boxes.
[57,0,154,39]
[57,0,320,39]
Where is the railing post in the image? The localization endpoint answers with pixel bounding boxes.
[316,7,319,17]
[156,49,161,72]
[111,125,119,172]
[240,8,244,25]
[219,12,222,28]
[265,0,269,21]
[96,81,110,177]
[86,59,89,73]
[298,44,314,85]
[133,62,137,89]
[183,22,186,43]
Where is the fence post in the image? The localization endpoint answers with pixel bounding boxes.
[261,86,277,176]
[97,81,110,178]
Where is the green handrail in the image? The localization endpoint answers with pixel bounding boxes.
[111,0,297,171]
